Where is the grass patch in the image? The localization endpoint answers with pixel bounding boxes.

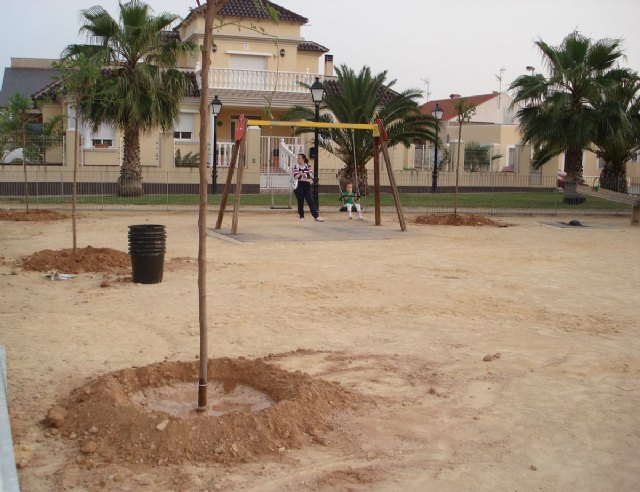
[0,191,630,210]
[386,192,628,210]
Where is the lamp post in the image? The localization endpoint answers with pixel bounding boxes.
[526,65,535,76]
[210,95,222,194]
[310,76,325,209]
[431,103,443,193]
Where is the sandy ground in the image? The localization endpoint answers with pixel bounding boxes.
[1,210,639,491]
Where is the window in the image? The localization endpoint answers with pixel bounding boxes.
[82,123,115,149]
[229,54,268,90]
[174,113,195,140]
[597,157,606,170]
[500,145,518,173]
[66,104,76,131]
[507,146,516,166]
[92,139,113,148]
[229,54,268,71]
[464,142,491,172]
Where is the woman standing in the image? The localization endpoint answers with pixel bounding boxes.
[293,153,324,222]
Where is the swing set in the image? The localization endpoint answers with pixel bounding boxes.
[214,115,407,235]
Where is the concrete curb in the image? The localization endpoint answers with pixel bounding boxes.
[0,346,20,492]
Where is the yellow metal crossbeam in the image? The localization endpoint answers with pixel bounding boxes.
[245,119,380,137]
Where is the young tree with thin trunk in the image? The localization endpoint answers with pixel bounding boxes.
[53,54,100,256]
[0,94,34,213]
[452,97,476,218]
[195,0,231,412]
[194,0,274,411]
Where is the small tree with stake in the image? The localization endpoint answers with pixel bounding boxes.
[53,54,100,256]
[193,0,276,411]
[0,94,33,213]
[452,97,476,218]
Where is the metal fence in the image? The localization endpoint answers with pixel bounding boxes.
[0,168,633,216]
[1,136,64,166]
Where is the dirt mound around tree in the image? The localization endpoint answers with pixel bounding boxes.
[21,246,130,274]
[415,213,503,226]
[0,209,67,221]
[50,357,359,465]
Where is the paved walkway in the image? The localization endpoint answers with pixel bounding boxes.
[209,212,410,243]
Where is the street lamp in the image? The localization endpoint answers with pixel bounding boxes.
[431,103,443,193]
[310,76,325,208]
[526,65,535,76]
[210,95,222,194]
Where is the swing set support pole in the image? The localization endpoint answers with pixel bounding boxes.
[215,116,246,231]
[215,117,405,233]
[376,119,407,232]
[373,139,382,226]
[214,141,239,230]
[231,139,247,236]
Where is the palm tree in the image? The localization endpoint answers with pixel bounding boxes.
[509,31,631,183]
[592,73,640,192]
[65,0,196,196]
[284,65,436,193]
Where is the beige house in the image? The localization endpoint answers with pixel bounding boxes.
[418,93,553,182]
[5,0,636,194]
[3,0,348,194]
[418,92,640,188]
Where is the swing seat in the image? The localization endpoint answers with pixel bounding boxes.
[339,205,365,212]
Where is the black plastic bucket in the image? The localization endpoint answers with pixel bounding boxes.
[128,224,166,284]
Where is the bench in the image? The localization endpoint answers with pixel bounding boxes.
[577,184,640,226]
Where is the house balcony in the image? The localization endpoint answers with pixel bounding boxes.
[201,68,335,108]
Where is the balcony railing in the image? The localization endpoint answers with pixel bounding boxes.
[207,68,328,93]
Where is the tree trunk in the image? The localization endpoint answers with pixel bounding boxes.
[564,147,583,179]
[601,161,627,193]
[196,0,219,413]
[454,127,462,218]
[563,147,586,204]
[22,131,30,213]
[118,127,143,196]
[72,97,80,256]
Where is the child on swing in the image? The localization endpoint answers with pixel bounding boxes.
[341,182,364,220]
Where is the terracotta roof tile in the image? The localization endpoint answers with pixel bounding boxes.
[180,0,308,28]
[420,93,499,121]
[297,41,329,53]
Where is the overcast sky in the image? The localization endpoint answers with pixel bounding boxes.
[1,0,638,102]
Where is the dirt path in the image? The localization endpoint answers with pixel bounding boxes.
[1,211,638,491]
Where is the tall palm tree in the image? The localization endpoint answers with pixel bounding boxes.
[509,31,630,182]
[285,65,436,193]
[592,72,640,192]
[65,0,196,196]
